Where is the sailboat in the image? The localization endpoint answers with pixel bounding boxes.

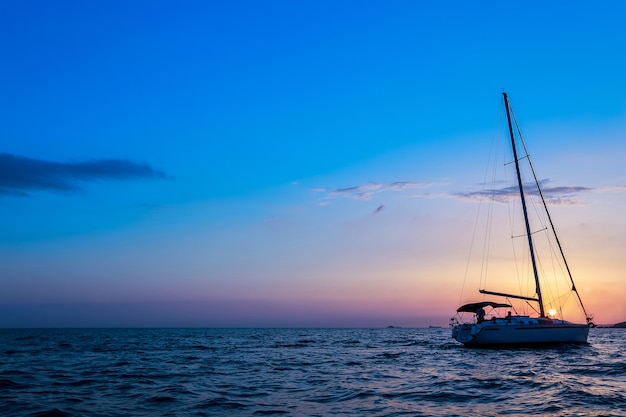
[451,92,594,347]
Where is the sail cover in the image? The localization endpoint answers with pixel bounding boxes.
[456,301,512,313]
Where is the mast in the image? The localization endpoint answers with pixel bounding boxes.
[502,92,545,317]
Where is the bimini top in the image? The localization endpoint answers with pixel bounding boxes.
[456,301,512,313]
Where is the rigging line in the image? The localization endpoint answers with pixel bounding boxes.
[511,227,548,239]
[460,188,487,302]
[548,291,572,309]
[500,125,525,301]
[524,299,540,316]
[523,176,564,308]
[505,298,519,316]
[545,226,568,315]
[504,155,528,166]
[459,96,504,304]
[510,107,593,324]
[480,103,504,292]
[552,292,573,320]
[505,156,526,305]
[534,244,560,315]
[483,141,500,288]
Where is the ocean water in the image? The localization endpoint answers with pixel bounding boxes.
[1,328,625,416]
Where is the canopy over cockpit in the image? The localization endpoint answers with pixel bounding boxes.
[456,301,512,313]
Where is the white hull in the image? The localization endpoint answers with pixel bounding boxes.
[452,316,589,347]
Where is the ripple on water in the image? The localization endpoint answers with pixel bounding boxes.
[0,328,624,416]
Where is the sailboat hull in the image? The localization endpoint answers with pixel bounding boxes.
[450,93,594,347]
[452,317,589,347]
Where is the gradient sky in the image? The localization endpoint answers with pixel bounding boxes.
[1,1,625,327]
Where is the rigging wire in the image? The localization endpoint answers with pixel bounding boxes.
[458,99,503,307]
[510,106,594,325]
[457,95,593,326]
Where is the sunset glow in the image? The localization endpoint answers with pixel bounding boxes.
[1,2,625,327]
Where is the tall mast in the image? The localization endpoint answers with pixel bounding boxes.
[503,92,545,317]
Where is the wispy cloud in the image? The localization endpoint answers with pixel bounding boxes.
[453,179,593,205]
[596,185,626,193]
[318,180,435,204]
[315,178,625,208]
[0,153,167,197]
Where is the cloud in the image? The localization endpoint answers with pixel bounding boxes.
[315,177,625,208]
[0,153,167,197]
[320,180,435,203]
[328,183,382,201]
[596,185,626,193]
[453,179,593,205]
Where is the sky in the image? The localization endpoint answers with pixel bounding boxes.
[1,1,625,327]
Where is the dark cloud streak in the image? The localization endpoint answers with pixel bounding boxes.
[323,180,435,202]
[0,153,167,196]
[454,179,592,205]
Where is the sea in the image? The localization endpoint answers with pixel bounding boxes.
[1,327,625,416]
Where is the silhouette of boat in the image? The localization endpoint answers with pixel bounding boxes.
[451,93,593,347]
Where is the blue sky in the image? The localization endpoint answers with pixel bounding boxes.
[1,1,625,327]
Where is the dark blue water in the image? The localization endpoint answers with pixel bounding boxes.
[1,328,624,416]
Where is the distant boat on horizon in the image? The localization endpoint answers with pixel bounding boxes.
[450,92,594,347]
